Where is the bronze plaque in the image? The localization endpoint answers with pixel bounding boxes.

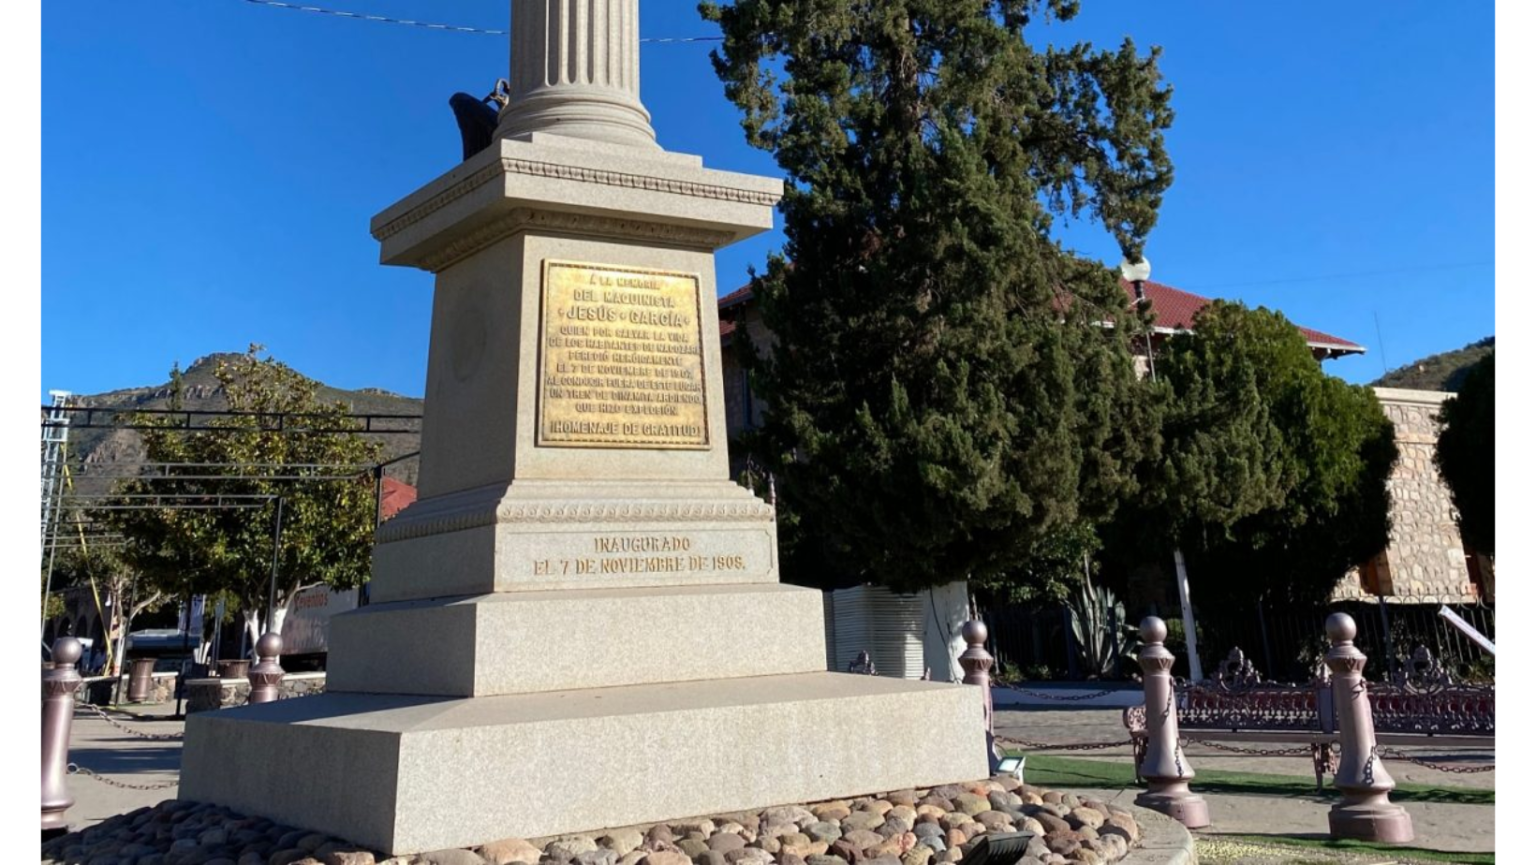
[537,261,710,449]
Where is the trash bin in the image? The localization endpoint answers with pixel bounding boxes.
[126,657,157,703]
[217,659,251,680]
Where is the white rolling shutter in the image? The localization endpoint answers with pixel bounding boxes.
[827,584,927,678]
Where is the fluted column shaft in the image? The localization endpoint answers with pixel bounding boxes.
[498,0,659,149]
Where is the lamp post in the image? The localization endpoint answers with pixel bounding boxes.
[1119,257,1202,683]
[1120,257,1157,382]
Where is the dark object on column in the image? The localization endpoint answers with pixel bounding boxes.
[1133,617,1210,828]
[247,633,285,705]
[451,81,511,162]
[1325,613,1414,843]
[42,637,81,839]
[847,650,877,675]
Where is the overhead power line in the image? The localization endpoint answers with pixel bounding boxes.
[236,0,725,43]
[1183,260,1492,293]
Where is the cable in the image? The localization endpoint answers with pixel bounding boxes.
[1183,260,1492,293]
[235,0,725,43]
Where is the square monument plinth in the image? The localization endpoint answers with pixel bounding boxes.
[180,673,988,855]
[178,6,987,849]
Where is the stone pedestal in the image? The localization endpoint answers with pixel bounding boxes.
[180,674,982,853]
[176,1,987,853]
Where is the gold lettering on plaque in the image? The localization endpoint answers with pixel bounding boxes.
[538,261,710,449]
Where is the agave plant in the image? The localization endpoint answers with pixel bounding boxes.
[1068,581,1139,679]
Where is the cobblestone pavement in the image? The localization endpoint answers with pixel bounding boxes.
[54,700,1494,857]
[994,705,1495,856]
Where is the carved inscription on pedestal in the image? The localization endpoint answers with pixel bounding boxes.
[537,261,709,449]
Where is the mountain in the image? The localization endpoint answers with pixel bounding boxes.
[1372,337,1494,392]
[52,353,423,496]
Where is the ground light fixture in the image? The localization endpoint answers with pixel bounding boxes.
[995,755,1025,782]
[956,831,1037,865]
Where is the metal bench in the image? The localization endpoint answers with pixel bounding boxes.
[1124,645,1494,790]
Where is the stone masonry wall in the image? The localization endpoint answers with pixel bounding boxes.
[1335,388,1478,603]
[185,671,328,714]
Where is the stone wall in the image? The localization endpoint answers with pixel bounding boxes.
[1334,388,1481,604]
[186,671,327,714]
[65,672,177,706]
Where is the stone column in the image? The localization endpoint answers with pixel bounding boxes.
[42,637,82,838]
[1325,613,1414,842]
[1133,617,1209,828]
[497,0,660,149]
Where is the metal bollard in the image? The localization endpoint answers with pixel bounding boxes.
[957,620,1000,772]
[42,637,82,839]
[126,657,156,703]
[1133,617,1210,828]
[958,620,995,732]
[246,633,285,705]
[1325,613,1414,843]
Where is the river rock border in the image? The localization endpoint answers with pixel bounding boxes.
[41,776,1191,865]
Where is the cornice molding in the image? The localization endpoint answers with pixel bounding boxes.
[372,156,780,245]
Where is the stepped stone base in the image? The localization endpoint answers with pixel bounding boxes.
[179,672,987,855]
[326,583,830,697]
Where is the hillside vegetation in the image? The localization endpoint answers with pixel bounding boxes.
[1373,337,1494,392]
[51,353,423,495]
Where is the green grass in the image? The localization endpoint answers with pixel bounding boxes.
[1013,753,1494,807]
[1210,833,1495,865]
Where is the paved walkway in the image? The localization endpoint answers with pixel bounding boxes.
[57,700,1495,857]
[62,703,184,831]
[994,705,1495,856]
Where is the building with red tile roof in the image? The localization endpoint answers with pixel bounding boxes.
[1123,279,1364,360]
[719,276,1365,443]
[378,476,417,521]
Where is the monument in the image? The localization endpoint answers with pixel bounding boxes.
[178,0,987,855]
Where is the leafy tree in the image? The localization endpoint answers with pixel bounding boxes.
[1109,302,1398,607]
[46,533,169,674]
[703,0,1174,594]
[1436,352,1493,555]
[107,347,381,651]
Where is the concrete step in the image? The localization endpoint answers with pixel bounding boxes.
[180,671,989,854]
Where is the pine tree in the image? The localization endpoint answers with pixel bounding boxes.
[1109,302,1399,607]
[703,0,1175,592]
[1436,352,1493,555]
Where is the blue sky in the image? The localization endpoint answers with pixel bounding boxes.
[42,1,1492,399]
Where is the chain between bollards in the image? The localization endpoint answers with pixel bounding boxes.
[67,763,181,792]
[75,704,185,740]
[994,684,1121,702]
